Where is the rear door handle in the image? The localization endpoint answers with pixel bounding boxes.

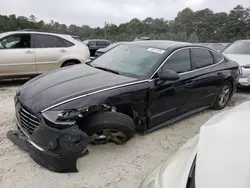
[60,49,67,53]
[25,50,34,54]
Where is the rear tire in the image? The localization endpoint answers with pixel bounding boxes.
[83,112,135,145]
[213,81,232,110]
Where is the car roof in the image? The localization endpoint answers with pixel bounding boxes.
[0,30,70,38]
[128,40,194,50]
[234,40,250,43]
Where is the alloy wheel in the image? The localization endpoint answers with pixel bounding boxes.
[218,85,230,107]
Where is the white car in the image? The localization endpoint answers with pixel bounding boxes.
[140,101,250,188]
[0,30,90,78]
[223,40,250,87]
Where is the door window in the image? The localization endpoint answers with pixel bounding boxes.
[191,48,214,69]
[161,49,191,73]
[0,34,31,49]
[34,34,64,48]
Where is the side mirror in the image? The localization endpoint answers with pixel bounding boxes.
[158,69,180,81]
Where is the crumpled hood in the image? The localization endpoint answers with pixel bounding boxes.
[223,54,250,66]
[17,64,136,113]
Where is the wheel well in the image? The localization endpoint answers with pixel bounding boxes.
[61,59,81,67]
[225,77,234,88]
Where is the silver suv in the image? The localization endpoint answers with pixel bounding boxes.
[0,31,90,78]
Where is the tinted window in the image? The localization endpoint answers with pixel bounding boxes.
[60,38,74,47]
[211,51,223,63]
[162,49,191,73]
[191,49,213,69]
[96,41,110,46]
[0,34,31,49]
[88,41,96,47]
[34,34,64,48]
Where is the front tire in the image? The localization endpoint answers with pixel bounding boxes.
[83,112,135,145]
[213,81,232,110]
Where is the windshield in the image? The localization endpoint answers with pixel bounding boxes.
[223,42,250,55]
[90,44,165,78]
[102,42,124,51]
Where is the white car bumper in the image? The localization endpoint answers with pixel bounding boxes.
[238,67,250,87]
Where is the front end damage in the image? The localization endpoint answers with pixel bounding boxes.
[8,117,93,173]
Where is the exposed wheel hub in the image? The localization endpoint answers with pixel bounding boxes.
[93,129,127,145]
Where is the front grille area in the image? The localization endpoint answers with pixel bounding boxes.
[16,103,40,135]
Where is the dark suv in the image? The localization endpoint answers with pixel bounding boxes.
[83,39,111,57]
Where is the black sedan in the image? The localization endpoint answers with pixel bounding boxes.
[11,40,239,171]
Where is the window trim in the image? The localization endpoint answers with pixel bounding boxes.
[33,34,65,48]
[150,47,224,79]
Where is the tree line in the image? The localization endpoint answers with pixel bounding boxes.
[0,5,249,43]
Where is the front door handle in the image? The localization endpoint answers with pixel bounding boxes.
[60,49,67,53]
[185,81,195,87]
[25,50,34,54]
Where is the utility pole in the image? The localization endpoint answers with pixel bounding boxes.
[104,21,107,39]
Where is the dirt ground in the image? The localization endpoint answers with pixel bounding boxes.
[0,80,249,188]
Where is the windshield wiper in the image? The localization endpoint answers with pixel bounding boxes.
[93,66,120,75]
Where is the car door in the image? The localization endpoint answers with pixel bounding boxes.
[0,33,36,76]
[33,34,69,73]
[181,48,225,112]
[148,48,195,129]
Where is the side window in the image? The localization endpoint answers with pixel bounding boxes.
[88,41,96,47]
[211,51,223,63]
[161,49,191,73]
[0,34,31,49]
[34,34,64,48]
[191,49,213,69]
[97,41,109,46]
[60,38,74,47]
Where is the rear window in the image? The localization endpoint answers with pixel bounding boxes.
[96,41,110,46]
[191,49,214,69]
[60,38,74,47]
[223,42,250,55]
[211,51,223,63]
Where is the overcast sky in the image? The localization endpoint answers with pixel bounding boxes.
[0,0,249,27]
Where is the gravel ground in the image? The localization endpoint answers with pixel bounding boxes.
[0,80,249,188]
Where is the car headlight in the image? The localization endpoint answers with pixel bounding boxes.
[42,109,86,129]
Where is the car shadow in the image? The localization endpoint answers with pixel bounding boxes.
[0,78,29,88]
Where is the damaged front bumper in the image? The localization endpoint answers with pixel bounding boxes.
[8,116,92,173]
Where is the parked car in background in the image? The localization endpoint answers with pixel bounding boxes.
[223,40,250,87]
[83,39,111,57]
[13,40,238,162]
[140,101,250,188]
[198,43,231,52]
[0,30,90,79]
[134,37,151,41]
[95,41,126,57]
